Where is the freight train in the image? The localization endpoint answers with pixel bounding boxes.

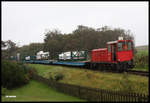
[14,38,135,72]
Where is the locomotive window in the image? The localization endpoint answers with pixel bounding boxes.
[117,42,123,51]
[128,42,132,50]
[108,45,111,52]
[123,42,128,50]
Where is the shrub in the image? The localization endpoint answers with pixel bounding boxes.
[16,62,36,79]
[17,61,24,65]
[2,87,8,95]
[2,60,30,89]
[49,72,64,81]
[26,67,37,79]
[24,74,30,84]
[17,62,31,74]
[55,73,64,81]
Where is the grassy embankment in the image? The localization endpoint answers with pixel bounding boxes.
[27,64,148,95]
[2,80,85,102]
[133,45,149,71]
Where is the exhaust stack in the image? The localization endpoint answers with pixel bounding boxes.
[118,36,123,40]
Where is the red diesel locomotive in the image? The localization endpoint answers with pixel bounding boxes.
[87,39,135,72]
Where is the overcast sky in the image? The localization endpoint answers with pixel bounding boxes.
[2,2,148,47]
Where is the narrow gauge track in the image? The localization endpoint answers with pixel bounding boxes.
[126,70,149,77]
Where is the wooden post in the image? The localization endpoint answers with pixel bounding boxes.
[78,86,80,98]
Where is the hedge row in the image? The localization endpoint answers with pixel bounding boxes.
[2,60,36,89]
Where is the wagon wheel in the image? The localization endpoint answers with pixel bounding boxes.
[101,64,105,71]
[90,63,93,69]
[98,64,101,71]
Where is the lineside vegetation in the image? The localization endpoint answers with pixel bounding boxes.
[27,64,148,95]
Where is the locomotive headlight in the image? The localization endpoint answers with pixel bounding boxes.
[118,59,120,61]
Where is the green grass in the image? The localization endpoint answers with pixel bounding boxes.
[136,45,148,51]
[133,48,149,71]
[2,80,85,102]
[132,67,148,71]
[135,45,148,57]
[136,50,148,56]
[27,64,149,95]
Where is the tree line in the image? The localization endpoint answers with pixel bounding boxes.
[2,25,135,59]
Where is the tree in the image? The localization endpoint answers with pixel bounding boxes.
[43,29,64,59]
[18,43,44,59]
[1,40,18,59]
[6,40,18,54]
[1,41,7,48]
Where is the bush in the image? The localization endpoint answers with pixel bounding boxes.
[24,74,30,84]
[55,73,64,81]
[18,63,37,79]
[2,60,30,89]
[17,62,30,74]
[49,72,64,81]
[2,87,8,95]
[27,68,37,79]
[17,61,24,65]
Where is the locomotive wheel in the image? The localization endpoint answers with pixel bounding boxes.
[116,64,122,72]
[120,64,127,72]
[123,64,127,72]
[98,64,102,71]
[101,64,105,71]
[90,63,93,69]
[93,63,97,70]
[115,64,119,71]
[111,64,116,71]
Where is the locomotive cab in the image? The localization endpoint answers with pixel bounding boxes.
[107,40,134,69]
[117,40,134,62]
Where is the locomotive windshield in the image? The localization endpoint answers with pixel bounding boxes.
[117,41,132,51]
[128,42,132,50]
[108,45,111,52]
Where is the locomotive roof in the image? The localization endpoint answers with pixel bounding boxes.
[92,48,107,51]
[107,40,132,44]
[107,40,118,44]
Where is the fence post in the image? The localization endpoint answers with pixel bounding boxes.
[137,93,142,102]
[131,92,133,102]
[132,92,135,102]
[144,94,148,102]
[78,86,80,98]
